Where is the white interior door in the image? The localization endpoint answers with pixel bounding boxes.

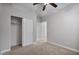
[22,19,33,46]
[37,22,47,42]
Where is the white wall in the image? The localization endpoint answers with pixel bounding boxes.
[47,4,79,51]
[0,4,11,53]
[0,4,3,54]
[37,22,41,41]
[0,3,37,53]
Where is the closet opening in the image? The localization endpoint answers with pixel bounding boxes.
[11,16,22,50]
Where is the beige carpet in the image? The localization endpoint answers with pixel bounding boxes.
[4,42,79,55]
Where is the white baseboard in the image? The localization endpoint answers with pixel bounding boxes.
[48,41,79,53]
[1,49,10,54]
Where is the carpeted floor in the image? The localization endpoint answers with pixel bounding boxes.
[4,42,79,55]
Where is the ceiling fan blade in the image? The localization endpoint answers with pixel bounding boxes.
[49,3,57,8]
[42,5,46,11]
[33,3,39,5]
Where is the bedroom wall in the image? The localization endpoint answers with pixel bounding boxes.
[47,4,79,51]
[0,3,37,54]
[0,4,3,54]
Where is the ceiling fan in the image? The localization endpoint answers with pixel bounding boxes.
[33,3,58,11]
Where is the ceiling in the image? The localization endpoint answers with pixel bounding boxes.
[35,3,71,17]
[41,3,71,16]
[12,3,71,18]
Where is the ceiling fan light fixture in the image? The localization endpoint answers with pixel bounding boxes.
[33,3,58,11]
[44,3,48,5]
